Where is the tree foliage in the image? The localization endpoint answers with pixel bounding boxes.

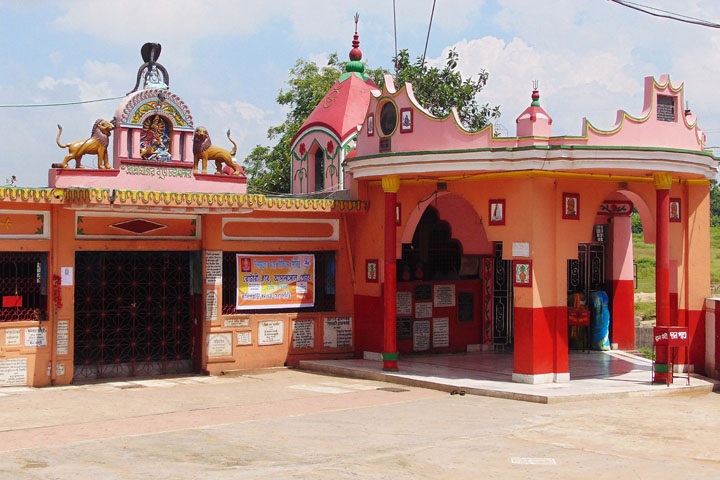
[243,49,500,194]
[711,180,720,227]
[388,49,500,132]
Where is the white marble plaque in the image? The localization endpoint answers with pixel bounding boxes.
[432,317,450,348]
[323,316,353,348]
[396,291,412,315]
[433,285,456,307]
[236,331,252,346]
[224,317,250,328]
[415,302,433,319]
[207,333,232,357]
[258,320,284,346]
[56,321,69,356]
[56,362,65,376]
[512,242,530,258]
[25,327,47,347]
[205,250,223,285]
[0,357,27,386]
[413,320,430,351]
[293,320,315,349]
[5,328,20,346]
[206,290,218,321]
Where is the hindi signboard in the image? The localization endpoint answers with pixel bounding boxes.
[236,254,314,310]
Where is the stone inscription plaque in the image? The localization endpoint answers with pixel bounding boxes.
[0,357,27,386]
[5,328,20,346]
[25,327,47,347]
[432,317,450,348]
[207,333,232,357]
[205,250,223,286]
[258,320,284,346]
[293,320,315,349]
[413,320,430,351]
[236,331,252,346]
[56,321,69,355]
[323,316,352,348]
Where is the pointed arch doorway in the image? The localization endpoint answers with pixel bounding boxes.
[396,192,511,354]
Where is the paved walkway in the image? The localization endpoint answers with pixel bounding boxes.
[299,350,719,403]
[1,368,720,479]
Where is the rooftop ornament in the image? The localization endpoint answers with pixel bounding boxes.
[127,42,170,94]
[339,13,369,82]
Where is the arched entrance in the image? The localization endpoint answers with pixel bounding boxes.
[396,192,510,354]
[567,190,654,352]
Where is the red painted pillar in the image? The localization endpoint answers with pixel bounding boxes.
[654,172,672,381]
[382,175,400,371]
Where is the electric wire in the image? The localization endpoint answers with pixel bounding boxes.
[608,0,720,28]
[0,95,125,108]
[393,0,399,81]
[420,0,437,70]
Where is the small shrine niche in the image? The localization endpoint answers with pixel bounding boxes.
[140,113,173,162]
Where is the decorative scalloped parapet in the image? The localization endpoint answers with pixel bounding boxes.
[354,74,708,158]
[579,75,705,150]
[355,75,495,158]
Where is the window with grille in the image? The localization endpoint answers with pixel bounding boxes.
[222,251,336,314]
[0,252,48,322]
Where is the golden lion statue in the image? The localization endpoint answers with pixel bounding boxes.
[56,119,114,169]
[192,127,241,175]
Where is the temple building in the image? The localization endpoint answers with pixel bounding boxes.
[0,28,716,387]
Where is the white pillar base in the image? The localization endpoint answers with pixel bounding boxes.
[512,372,554,384]
[512,372,569,384]
[363,351,383,362]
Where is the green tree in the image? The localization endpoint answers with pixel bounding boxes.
[389,49,500,132]
[710,180,720,227]
[244,49,500,194]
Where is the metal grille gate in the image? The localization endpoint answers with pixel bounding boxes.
[567,243,606,302]
[492,243,514,346]
[73,251,194,380]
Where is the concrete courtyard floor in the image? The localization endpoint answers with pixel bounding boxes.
[300,350,719,403]
[1,367,720,479]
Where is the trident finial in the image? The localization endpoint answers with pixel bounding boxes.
[354,12,359,33]
[532,79,539,91]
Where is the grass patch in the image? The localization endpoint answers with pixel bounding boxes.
[711,227,720,283]
[634,301,655,320]
[637,347,655,361]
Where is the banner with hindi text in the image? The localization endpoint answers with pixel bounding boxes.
[236,254,314,310]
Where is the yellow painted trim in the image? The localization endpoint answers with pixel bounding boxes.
[367,170,710,186]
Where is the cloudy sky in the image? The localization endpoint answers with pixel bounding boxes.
[2,0,720,187]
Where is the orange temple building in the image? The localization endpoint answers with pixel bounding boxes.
[0,33,716,387]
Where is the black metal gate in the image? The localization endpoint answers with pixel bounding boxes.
[73,251,195,380]
[567,243,606,302]
[492,243,514,346]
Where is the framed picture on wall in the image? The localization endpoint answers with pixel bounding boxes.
[513,260,532,287]
[488,199,505,225]
[562,193,580,220]
[670,198,681,222]
[400,108,413,133]
[367,114,374,137]
[366,259,379,283]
